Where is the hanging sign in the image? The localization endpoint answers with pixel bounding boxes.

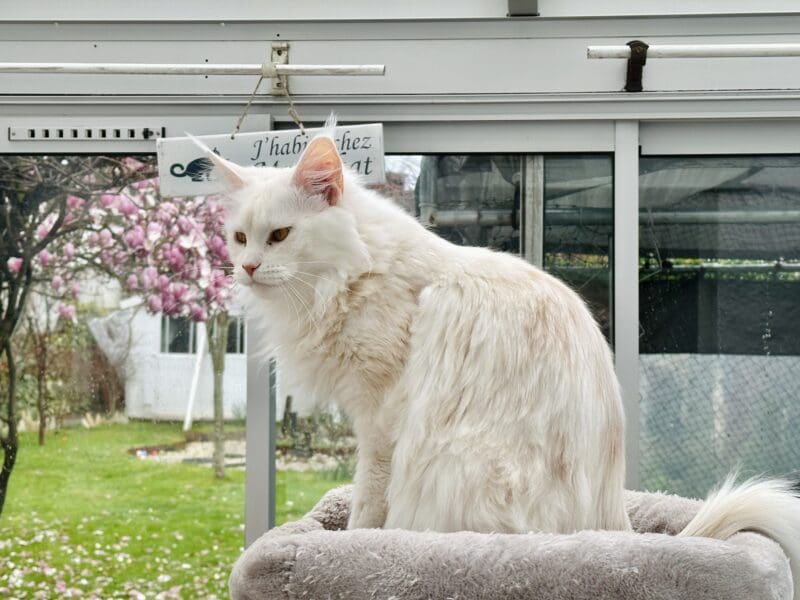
[156,123,385,197]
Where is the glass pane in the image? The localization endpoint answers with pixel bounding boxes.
[0,154,244,597]
[164,316,193,354]
[226,318,239,354]
[416,155,521,252]
[544,155,614,340]
[638,156,800,497]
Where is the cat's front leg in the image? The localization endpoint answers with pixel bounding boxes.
[348,433,392,529]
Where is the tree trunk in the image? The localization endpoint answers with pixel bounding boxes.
[35,332,48,446]
[0,340,19,516]
[206,312,229,480]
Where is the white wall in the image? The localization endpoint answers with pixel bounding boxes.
[124,309,246,421]
[123,308,314,421]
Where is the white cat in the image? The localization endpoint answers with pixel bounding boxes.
[196,125,800,594]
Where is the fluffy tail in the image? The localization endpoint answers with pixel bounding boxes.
[678,474,800,598]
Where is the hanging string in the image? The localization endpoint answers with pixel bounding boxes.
[278,75,306,134]
[230,75,264,139]
[230,70,307,139]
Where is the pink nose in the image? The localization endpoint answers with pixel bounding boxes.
[243,263,260,277]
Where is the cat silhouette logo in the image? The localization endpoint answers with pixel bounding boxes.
[170,157,214,182]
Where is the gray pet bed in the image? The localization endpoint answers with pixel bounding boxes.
[230,485,792,599]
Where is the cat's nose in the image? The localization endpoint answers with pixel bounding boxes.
[243,263,260,277]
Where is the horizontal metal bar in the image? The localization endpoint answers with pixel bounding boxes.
[588,43,800,59]
[422,209,518,227]
[0,62,385,76]
[424,208,800,228]
[642,262,800,273]
[639,209,800,224]
[551,263,800,274]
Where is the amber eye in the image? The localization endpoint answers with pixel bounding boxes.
[269,227,291,243]
[234,231,247,244]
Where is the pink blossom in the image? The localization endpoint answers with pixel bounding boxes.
[146,222,162,241]
[37,249,53,267]
[51,275,64,292]
[157,275,170,290]
[177,216,192,234]
[57,303,76,321]
[146,295,163,313]
[100,193,118,208]
[167,247,185,270]
[132,177,154,190]
[122,157,146,171]
[140,266,158,289]
[208,235,226,255]
[99,229,112,246]
[87,231,100,246]
[6,257,22,274]
[117,197,138,217]
[123,226,145,250]
[188,304,206,322]
[171,283,188,302]
[63,242,75,260]
[70,282,80,298]
[66,194,86,210]
[36,223,50,241]
[126,274,139,290]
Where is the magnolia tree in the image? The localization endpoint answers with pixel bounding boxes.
[0,155,158,514]
[94,177,234,479]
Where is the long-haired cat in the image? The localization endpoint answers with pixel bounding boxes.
[195,124,800,594]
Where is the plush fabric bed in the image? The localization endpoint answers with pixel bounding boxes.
[229,485,792,599]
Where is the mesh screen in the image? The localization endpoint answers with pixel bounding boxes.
[639,156,800,497]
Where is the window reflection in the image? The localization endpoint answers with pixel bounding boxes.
[639,156,800,497]
[544,155,614,339]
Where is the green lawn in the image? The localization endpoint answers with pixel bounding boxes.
[0,422,349,598]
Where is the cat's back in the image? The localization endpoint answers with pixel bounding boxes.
[421,242,601,339]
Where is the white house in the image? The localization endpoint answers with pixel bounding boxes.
[121,306,313,422]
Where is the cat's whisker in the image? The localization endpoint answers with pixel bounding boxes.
[285,280,323,339]
[292,270,340,288]
[289,274,330,314]
[278,282,301,325]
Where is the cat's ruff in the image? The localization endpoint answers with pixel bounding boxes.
[194,124,800,596]
[229,484,793,600]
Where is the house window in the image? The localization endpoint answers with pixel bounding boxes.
[226,317,246,354]
[160,316,197,353]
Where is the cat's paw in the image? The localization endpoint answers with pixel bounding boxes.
[347,501,386,529]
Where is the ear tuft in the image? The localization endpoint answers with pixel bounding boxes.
[292,135,343,206]
[185,132,247,191]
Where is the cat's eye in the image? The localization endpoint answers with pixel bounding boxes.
[269,227,291,243]
[234,231,247,244]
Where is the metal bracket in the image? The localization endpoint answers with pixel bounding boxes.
[270,42,289,95]
[624,40,649,92]
[507,0,539,17]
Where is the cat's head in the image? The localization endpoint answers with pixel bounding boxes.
[202,134,370,303]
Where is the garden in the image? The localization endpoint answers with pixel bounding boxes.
[0,152,358,597]
[0,420,351,598]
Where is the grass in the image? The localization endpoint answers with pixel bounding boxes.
[0,421,349,599]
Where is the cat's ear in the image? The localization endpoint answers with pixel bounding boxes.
[185,133,247,191]
[292,136,343,206]
[205,152,247,191]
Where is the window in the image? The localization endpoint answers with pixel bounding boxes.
[160,315,197,354]
[226,316,246,354]
[638,155,800,497]
[544,155,614,340]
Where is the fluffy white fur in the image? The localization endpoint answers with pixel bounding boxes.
[196,129,800,595]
